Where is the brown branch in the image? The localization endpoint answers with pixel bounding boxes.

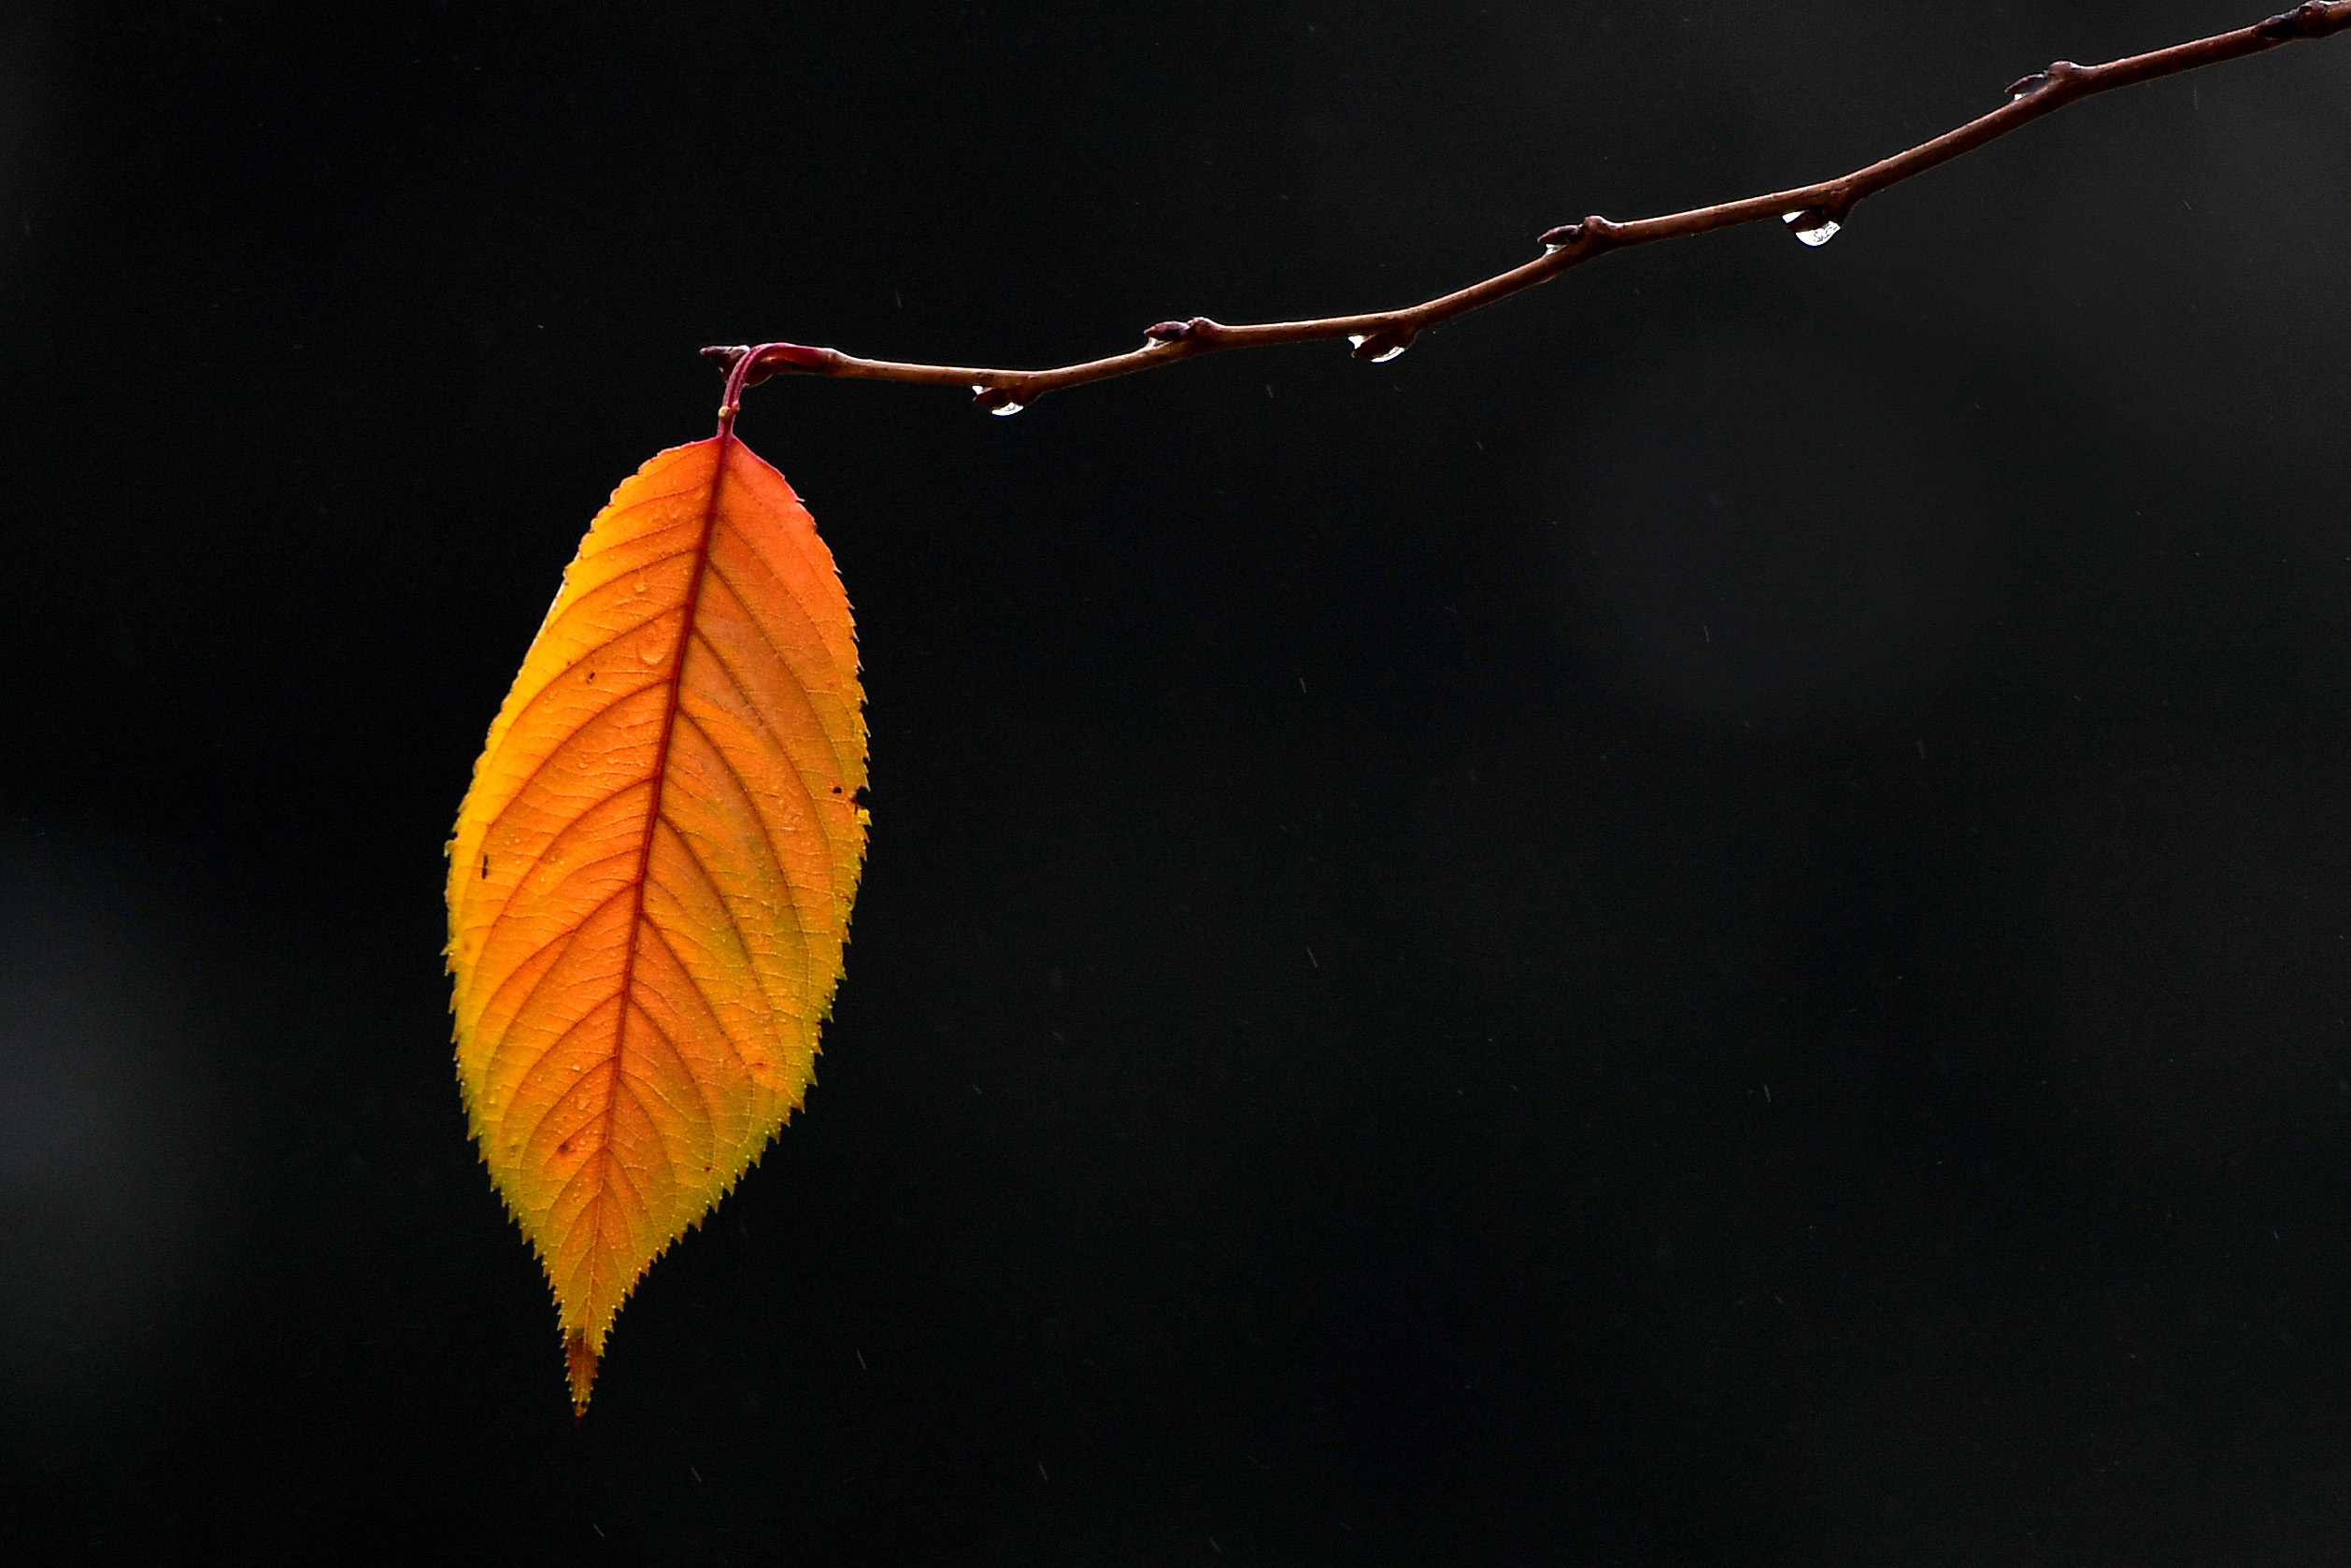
[706,1,2351,416]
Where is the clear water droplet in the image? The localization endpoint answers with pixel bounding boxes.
[1543,242,1565,255]
[633,574,647,594]
[1782,211,1841,247]
[1347,334,1409,363]
[639,643,663,664]
[990,401,1026,416]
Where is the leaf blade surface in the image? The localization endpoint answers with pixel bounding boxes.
[447,435,865,1411]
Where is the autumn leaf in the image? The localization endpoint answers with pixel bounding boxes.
[446,433,866,1414]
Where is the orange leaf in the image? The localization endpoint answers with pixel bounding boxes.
[446,434,866,1414]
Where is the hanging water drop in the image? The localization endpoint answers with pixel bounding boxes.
[990,399,1028,417]
[1347,334,1409,363]
[1782,210,1841,247]
[2005,65,2071,101]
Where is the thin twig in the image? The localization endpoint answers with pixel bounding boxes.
[705,1,2350,414]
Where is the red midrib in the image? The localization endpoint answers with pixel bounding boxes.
[587,432,734,1244]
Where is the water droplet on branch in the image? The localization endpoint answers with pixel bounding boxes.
[1347,334,1409,363]
[990,400,1028,417]
[1782,210,1842,247]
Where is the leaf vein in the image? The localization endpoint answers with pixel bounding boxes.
[642,913,757,1078]
[474,774,653,970]
[705,555,862,789]
[476,880,635,1102]
[671,706,817,978]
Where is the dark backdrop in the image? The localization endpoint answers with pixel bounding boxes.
[5,2,2350,1561]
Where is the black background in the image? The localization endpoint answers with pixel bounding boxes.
[5,2,2350,1561]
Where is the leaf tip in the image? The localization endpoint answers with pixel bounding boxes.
[567,1331,600,1417]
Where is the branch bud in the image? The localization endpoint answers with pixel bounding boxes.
[2256,2,2334,40]
[705,342,837,388]
[740,343,835,386]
